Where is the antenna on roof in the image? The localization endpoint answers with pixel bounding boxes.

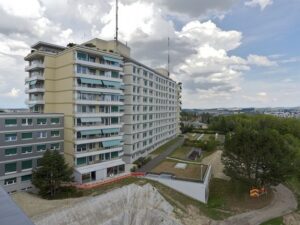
[115,0,119,51]
[168,37,170,77]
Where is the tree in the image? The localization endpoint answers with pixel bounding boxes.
[223,127,296,186]
[32,150,73,198]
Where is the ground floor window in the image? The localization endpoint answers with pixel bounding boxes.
[107,164,125,177]
[4,177,17,185]
[21,174,32,182]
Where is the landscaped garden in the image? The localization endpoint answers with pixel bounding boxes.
[151,159,207,181]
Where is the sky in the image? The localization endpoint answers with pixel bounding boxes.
[0,0,299,109]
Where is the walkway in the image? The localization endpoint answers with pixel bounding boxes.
[138,137,184,172]
[201,150,230,180]
[212,184,298,225]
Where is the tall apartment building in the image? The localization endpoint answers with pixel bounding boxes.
[24,41,125,184]
[0,113,64,192]
[24,38,182,182]
[175,83,182,136]
[122,62,180,163]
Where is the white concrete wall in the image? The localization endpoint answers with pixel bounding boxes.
[145,165,212,203]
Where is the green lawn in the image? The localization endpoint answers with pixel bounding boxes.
[150,136,182,155]
[170,146,203,162]
[208,178,273,213]
[260,217,284,225]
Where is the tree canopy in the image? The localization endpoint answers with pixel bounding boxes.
[211,114,300,186]
[32,150,73,198]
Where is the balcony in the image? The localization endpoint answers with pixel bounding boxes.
[25,86,45,93]
[76,146,123,157]
[25,75,44,83]
[75,112,124,118]
[75,98,124,106]
[25,62,44,71]
[75,134,123,145]
[75,85,123,95]
[25,98,44,105]
[75,59,122,72]
[75,123,122,131]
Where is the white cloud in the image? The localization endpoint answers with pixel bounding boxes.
[0,0,44,18]
[257,92,267,97]
[247,54,277,67]
[6,88,20,97]
[0,0,290,109]
[245,0,273,10]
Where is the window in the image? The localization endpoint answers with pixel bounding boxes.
[77,52,88,61]
[37,118,47,125]
[21,160,32,170]
[5,162,17,173]
[111,106,118,112]
[37,131,47,138]
[111,151,118,158]
[51,118,60,124]
[5,133,17,142]
[22,160,32,170]
[111,71,119,78]
[50,143,60,150]
[22,118,33,126]
[5,148,17,156]
[77,65,87,74]
[37,145,46,152]
[22,132,32,140]
[89,56,96,62]
[37,158,42,167]
[4,178,16,185]
[77,157,86,165]
[21,174,32,182]
[22,146,32,154]
[5,119,17,126]
[111,117,118,124]
[51,130,60,137]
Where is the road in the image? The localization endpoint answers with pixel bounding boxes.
[211,184,298,225]
[138,137,184,172]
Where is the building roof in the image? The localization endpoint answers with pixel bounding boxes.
[0,187,35,225]
[31,41,66,50]
[0,112,64,117]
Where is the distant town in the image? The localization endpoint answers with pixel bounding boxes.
[183,107,300,119]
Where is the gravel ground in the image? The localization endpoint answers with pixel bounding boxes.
[200,150,230,180]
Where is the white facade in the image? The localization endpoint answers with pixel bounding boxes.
[122,62,180,163]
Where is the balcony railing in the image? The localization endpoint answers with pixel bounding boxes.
[25,62,44,71]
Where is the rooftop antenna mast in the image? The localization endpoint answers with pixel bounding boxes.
[115,0,119,51]
[168,37,170,77]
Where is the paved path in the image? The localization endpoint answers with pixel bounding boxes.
[201,150,230,180]
[138,137,184,172]
[211,184,298,225]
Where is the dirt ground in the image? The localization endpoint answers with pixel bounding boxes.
[283,212,300,225]
[201,150,230,180]
[11,191,88,219]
